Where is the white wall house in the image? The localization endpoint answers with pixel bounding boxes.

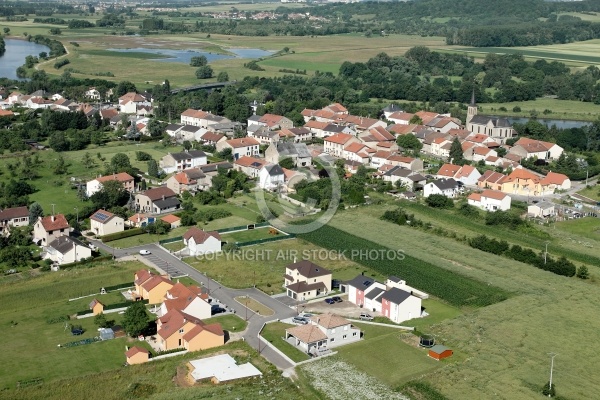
[423,178,460,198]
[160,150,207,174]
[467,189,511,211]
[45,236,92,265]
[259,164,285,190]
[89,209,125,236]
[183,227,221,255]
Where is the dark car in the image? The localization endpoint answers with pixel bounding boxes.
[292,316,309,325]
[324,298,335,304]
[211,305,226,315]
[332,296,343,303]
[71,329,84,336]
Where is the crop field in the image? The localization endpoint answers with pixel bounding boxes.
[0,260,143,390]
[185,237,385,294]
[478,98,600,121]
[325,207,600,399]
[297,225,511,308]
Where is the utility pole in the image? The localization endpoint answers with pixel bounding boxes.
[74,207,78,225]
[586,169,589,186]
[544,241,550,265]
[245,296,248,321]
[548,353,558,397]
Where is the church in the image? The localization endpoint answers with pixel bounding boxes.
[465,92,516,144]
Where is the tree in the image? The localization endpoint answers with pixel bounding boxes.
[48,132,69,152]
[122,302,149,337]
[576,265,589,279]
[217,71,229,82]
[449,137,466,165]
[425,194,454,209]
[94,313,114,328]
[190,55,207,67]
[146,118,166,138]
[279,157,295,169]
[542,381,556,398]
[195,66,213,79]
[54,155,68,175]
[182,140,192,151]
[115,81,137,97]
[90,179,129,210]
[409,115,423,125]
[28,202,44,225]
[396,134,423,152]
[110,153,131,172]
[147,159,159,178]
[3,27,9,34]
[81,152,96,168]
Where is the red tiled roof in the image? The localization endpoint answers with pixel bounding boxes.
[541,171,569,185]
[344,142,367,154]
[0,206,29,221]
[160,214,180,223]
[437,164,461,177]
[514,137,556,153]
[96,172,134,183]
[388,111,414,121]
[481,189,508,200]
[225,137,259,148]
[39,214,69,232]
[325,133,355,145]
[478,170,507,184]
[200,131,224,142]
[468,193,481,202]
[183,227,221,244]
[234,156,266,169]
[125,346,148,358]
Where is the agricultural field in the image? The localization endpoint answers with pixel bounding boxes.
[221,226,287,243]
[185,237,387,294]
[323,206,600,399]
[478,98,600,122]
[0,260,142,391]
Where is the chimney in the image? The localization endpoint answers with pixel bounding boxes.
[51,215,55,222]
[162,195,165,200]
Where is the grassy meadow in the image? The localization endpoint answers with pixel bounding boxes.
[478,98,600,121]
[325,204,600,399]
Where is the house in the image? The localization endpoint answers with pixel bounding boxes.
[477,170,507,191]
[183,227,221,255]
[284,260,332,301]
[188,354,262,384]
[276,127,312,142]
[259,164,285,190]
[216,137,260,160]
[89,209,125,236]
[382,104,403,118]
[156,309,224,352]
[387,111,415,125]
[429,345,453,361]
[0,206,29,235]
[508,138,564,161]
[180,109,232,130]
[285,313,361,355]
[423,179,460,198]
[158,282,211,321]
[466,95,515,144]
[125,346,149,365]
[89,299,105,316]
[159,150,207,174]
[265,142,312,167]
[436,164,461,180]
[233,156,266,178]
[135,187,180,214]
[382,166,426,191]
[528,201,555,218]
[85,87,101,101]
[86,172,135,197]
[45,235,92,265]
[467,189,511,211]
[134,269,174,304]
[453,165,481,186]
[175,125,203,142]
[119,92,151,114]
[127,213,155,228]
[199,131,227,146]
[375,153,423,172]
[381,287,422,323]
[540,171,571,192]
[166,168,207,194]
[160,214,181,229]
[198,162,233,188]
[466,145,498,162]
[324,133,359,158]
[33,214,70,246]
[247,113,293,130]
[500,169,544,196]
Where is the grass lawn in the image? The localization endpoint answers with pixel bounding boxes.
[234,295,274,317]
[478,98,600,122]
[185,238,370,294]
[553,217,600,236]
[162,240,185,252]
[108,226,189,249]
[403,298,463,332]
[0,260,143,390]
[576,184,600,201]
[221,226,286,243]
[260,322,310,363]
[203,314,247,333]
[336,324,440,387]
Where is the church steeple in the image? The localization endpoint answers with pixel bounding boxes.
[467,88,478,126]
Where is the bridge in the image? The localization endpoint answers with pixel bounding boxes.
[170,80,237,94]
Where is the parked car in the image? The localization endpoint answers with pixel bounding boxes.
[324,298,335,304]
[359,313,374,321]
[211,307,226,315]
[139,249,151,255]
[292,316,309,325]
[301,313,314,319]
[332,296,343,303]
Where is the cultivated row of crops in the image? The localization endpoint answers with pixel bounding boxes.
[297,225,510,308]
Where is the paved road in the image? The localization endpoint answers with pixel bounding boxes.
[90,239,296,369]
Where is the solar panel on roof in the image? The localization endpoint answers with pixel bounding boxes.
[94,212,110,222]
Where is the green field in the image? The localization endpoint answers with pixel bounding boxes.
[324,204,600,399]
[576,184,600,201]
[79,49,172,59]
[203,314,247,332]
[260,321,310,363]
[221,226,285,243]
[479,98,600,121]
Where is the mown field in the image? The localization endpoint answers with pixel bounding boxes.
[324,206,600,399]
[479,98,600,122]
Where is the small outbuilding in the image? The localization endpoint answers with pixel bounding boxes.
[428,344,453,360]
[89,299,105,315]
[99,328,114,341]
[125,346,150,365]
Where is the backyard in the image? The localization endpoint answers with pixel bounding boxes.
[260,322,310,363]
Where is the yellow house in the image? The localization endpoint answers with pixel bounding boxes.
[500,169,544,196]
[157,309,224,351]
[134,269,174,304]
[89,299,105,315]
[284,260,332,301]
[125,346,149,365]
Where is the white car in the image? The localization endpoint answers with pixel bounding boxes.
[139,249,151,255]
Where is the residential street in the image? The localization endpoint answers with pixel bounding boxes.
[90,239,296,370]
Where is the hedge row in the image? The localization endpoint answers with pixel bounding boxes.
[102,228,144,242]
[104,282,134,292]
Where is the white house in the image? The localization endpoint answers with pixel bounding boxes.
[467,189,511,211]
[216,137,260,160]
[285,313,361,355]
[323,133,359,158]
[453,165,482,186]
[33,215,70,246]
[528,202,556,218]
[259,164,285,190]
[508,138,564,161]
[85,87,101,101]
[45,235,92,265]
[89,209,125,236]
[423,178,460,198]
[158,282,211,320]
[183,227,221,255]
[86,172,135,198]
[0,206,30,235]
[159,150,207,174]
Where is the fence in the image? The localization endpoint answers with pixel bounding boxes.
[159,236,182,245]
[158,222,272,245]
[237,233,296,247]
[102,228,144,242]
[76,299,149,316]
[103,282,134,292]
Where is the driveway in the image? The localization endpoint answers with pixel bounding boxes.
[304,295,378,319]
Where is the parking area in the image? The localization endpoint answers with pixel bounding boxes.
[300,294,380,318]
[140,253,187,279]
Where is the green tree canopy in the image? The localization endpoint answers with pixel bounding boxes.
[122,302,149,337]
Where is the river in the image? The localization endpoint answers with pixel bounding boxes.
[0,39,51,80]
[489,116,592,130]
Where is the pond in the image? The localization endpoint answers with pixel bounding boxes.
[106,47,273,64]
[0,39,51,80]
[490,116,592,130]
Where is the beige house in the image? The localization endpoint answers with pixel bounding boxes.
[45,235,92,265]
[265,142,312,167]
[86,172,135,198]
[160,214,181,229]
[33,215,70,246]
[284,260,332,300]
[166,168,207,194]
[323,133,359,158]
[216,137,260,160]
[89,209,124,237]
[135,187,180,214]
[0,206,29,235]
[134,269,174,304]
[159,150,207,174]
[233,156,266,178]
[125,346,149,365]
[89,299,105,316]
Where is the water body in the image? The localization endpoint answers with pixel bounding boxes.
[107,47,273,64]
[0,39,50,80]
[490,116,592,130]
